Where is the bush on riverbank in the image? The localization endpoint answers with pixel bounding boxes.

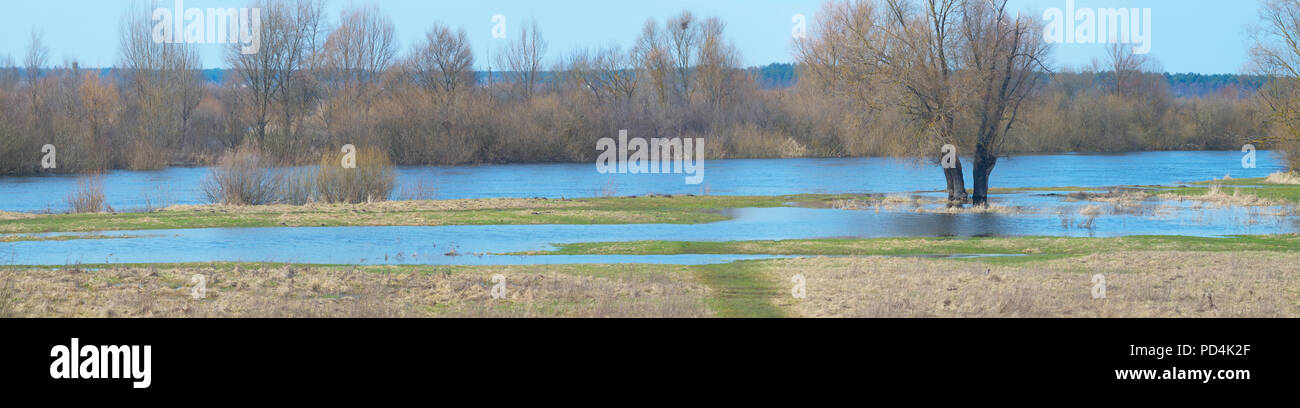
[315,146,395,204]
[201,144,282,206]
[201,144,396,206]
[65,173,106,213]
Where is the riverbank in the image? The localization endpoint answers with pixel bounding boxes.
[503,235,1300,264]
[2,152,1289,213]
[4,175,1300,235]
[0,194,859,234]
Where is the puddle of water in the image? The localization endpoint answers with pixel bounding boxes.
[4,192,1295,266]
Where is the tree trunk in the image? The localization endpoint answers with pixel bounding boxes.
[944,158,968,207]
[971,143,997,207]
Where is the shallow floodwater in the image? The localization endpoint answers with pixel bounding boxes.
[5,192,1296,266]
[0,150,1286,213]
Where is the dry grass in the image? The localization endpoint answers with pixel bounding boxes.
[768,252,1300,318]
[1069,186,1283,208]
[1265,171,1300,185]
[0,264,709,318]
[1073,189,1153,206]
[66,174,106,213]
[1157,184,1280,207]
[164,197,580,214]
[914,203,1023,214]
[3,249,1296,318]
[832,195,948,213]
[831,195,1026,214]
[0,278,17,318]
[0,210,37,221]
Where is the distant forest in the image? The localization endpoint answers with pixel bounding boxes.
[0,0,1293,177]
[168,65,1265,97]
[4,64,1269,98]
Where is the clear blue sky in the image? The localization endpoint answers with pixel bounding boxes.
[0,0,1264,74]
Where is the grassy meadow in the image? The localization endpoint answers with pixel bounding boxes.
[3,175,1299,318]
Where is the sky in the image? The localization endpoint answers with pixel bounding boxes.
[0,0,1266,74]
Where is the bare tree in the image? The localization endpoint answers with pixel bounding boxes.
[634,19,673,107]
[322,4,397,91]
[798,0,969,204]
[566,45,637,105]
[695,17,742,109]
[24,29,49,88]
[409,23,475,100]
[174,45,204,150]
[497,18,548,100]
[599,46,640,103]
[119,0,203,164]
[24,28,50,109]
[666,11,699,102]
[1099,43,1153,97]
[564,47,603,102]
[319,3,396,144]
[959,0,1050,205]
[798,0,1048,206]
[226,0,325,145]
[1251,0,1300,169]
[0,55,16,92]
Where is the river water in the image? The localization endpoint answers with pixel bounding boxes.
[2,151,1295,265]
[0,150,1286,212]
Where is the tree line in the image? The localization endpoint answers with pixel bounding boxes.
[0,0,1290,192]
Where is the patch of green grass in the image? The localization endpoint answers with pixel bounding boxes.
[986,186,1111,194]
[1159,184,1300,203]
[0,207,726,234]
[1191,177,1270,186]
[0,194,865,234]
[510,235,1300,259]
[692,261,785,318]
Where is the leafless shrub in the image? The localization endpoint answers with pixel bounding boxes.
[66,173,106,213]
[315,146,396,203]
[278,167,318,205]
[201,143,283,205]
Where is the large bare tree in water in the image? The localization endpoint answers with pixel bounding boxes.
[798,0,1048,206]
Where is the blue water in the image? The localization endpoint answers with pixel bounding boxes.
[5,196,1296,266]
[0,150,1286,213]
